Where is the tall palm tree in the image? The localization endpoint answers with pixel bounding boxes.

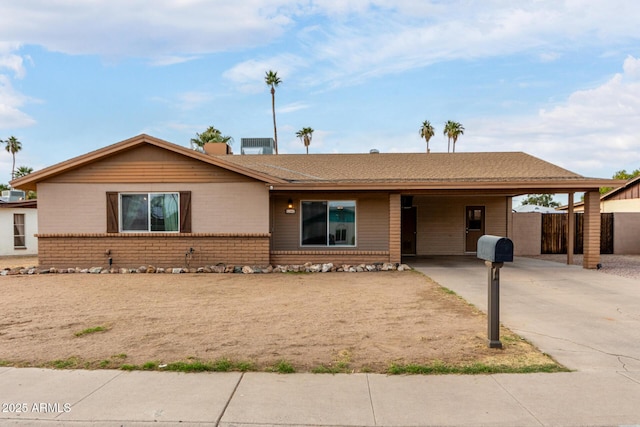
[190,126,232,152]
[443,121,464,153]
[3,136,22,181]
[419,120,435,153]
[296,127,314,154]
[265,70,282,154]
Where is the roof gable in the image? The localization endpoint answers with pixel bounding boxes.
[11,134,285,191]
[46,144,256,184]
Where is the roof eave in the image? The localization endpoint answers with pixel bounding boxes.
[268,178,623,193]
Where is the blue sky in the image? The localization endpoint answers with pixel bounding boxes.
[1,1,640,195]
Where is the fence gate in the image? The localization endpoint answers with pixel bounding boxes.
[542,213,614,254]
[541,214,567,254]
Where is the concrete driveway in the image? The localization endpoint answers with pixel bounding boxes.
[411,256,640,372]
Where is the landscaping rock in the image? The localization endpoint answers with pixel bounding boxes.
[4,259,415,275]
[397,264,412,271]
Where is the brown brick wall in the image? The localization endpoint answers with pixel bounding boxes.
[583,191,601,269]
[37,233,270,269]
[389,193,401,263]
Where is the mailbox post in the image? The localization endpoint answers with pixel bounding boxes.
[476,235,514,349]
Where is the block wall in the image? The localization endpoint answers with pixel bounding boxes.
[37,233,270,269]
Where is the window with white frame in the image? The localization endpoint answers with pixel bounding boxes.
[13,214,26,249]
[120,193,180,232]
[301,200,356,246]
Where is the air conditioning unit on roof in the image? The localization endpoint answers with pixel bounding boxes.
[1,190,25,201]
[240,138,275,155]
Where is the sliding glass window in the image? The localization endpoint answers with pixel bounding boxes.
[301,200,356,246]
[120,193,179,232]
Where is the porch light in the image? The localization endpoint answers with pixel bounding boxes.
[285,198,296,214]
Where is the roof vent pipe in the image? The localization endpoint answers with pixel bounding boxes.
[370,149,379,154]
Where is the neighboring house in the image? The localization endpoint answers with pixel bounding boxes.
[0,199,38,256]
[10,134,619,270]
[561,175,640,213]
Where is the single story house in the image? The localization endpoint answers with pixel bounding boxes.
[10,134,620,270]
[0,198,38,256]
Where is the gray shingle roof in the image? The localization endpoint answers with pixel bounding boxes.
[219,152,583,183]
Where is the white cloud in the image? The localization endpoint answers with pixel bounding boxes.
[464,56,640,178]
[223,55,306,93]
[0,75,37,129]
[2,1,639,82]
[0,52,27,79]
[295,1,640,88]
[278,101,310,114]
[148,55,201,67]
[0,0,294,60]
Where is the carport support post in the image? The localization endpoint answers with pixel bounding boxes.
[486,261,504,349]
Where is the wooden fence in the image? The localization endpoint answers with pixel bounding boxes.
[541,213,614,254]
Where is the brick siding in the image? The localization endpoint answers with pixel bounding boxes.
[36,233,270,269]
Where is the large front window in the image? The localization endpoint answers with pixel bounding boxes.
[301,200,356,246]
[120,193,179,232]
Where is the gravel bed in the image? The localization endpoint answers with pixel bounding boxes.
[527,254,640,280]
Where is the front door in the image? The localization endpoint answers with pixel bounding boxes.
[401,206,417,256]
[465,206,485,252]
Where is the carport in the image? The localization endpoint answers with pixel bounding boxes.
[400,188,616,269]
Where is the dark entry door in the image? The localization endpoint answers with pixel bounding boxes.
[401,206,417,256]
[465,206,485,252]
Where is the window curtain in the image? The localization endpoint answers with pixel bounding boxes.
[13,214,25,248]
[153,193,179,232]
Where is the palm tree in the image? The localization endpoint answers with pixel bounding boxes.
[13,166,33,179]
[296,127,314,154]
[265,70,282,154]
[3,136,22,181]
[443,121,464,153]
[419,120,435,153]
[190,126,232,152]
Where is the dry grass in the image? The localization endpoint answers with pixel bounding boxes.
[0,256,558,373]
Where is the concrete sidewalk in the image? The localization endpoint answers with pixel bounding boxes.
[2,368,640,426]
[1,257,640,426]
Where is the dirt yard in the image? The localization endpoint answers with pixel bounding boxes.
[0,256,553,372]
